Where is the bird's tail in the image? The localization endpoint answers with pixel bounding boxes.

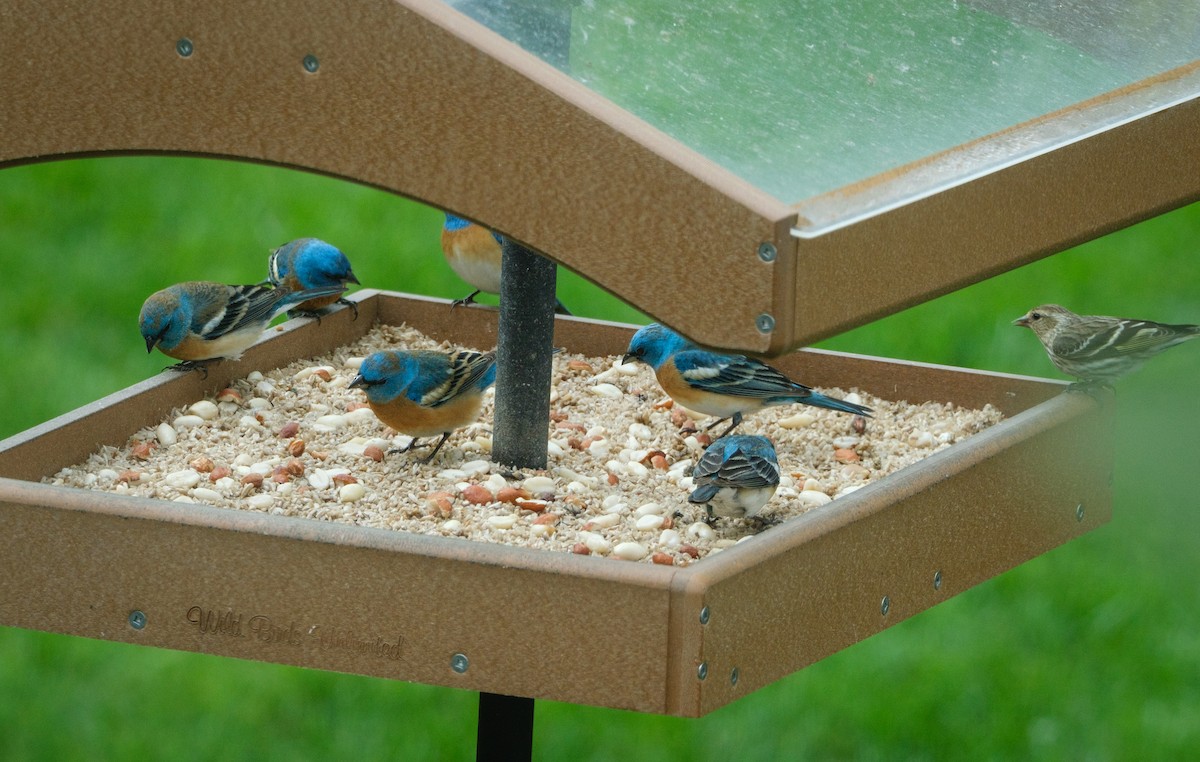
[688,484,720,504]
[800,392,873,418]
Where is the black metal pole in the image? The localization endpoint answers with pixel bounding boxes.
[476,693,535,762]
[477,239,556,760]
[492,238,557,469]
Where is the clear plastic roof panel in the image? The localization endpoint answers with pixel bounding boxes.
[449,0,1200,206]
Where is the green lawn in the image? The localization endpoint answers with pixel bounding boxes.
[1,156,1198,760]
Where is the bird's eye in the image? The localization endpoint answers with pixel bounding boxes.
[1030,312,1042,320]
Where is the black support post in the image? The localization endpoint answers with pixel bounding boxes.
[477,238,557,760]
[492,238,557,470]
[476,693,535,762]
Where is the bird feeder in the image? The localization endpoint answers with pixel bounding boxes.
[1,0,1197,756]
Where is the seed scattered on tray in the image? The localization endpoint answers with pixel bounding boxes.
[47,322,1004,565]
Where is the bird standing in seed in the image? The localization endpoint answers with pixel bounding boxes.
[267,238,360,320]
[689,435,781,521]
[349,348,498,463]
[1014,304,1200,388]
[622,323,872,437]
[139,280,347,374]
[440,212,572,314]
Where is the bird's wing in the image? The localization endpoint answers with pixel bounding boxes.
[674,350,807,399]
[192,285,278,339]
[1054,318,1184,360]
[694,441,779,489]
[426,350,497,407]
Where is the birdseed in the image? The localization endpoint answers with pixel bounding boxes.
[46,322,1004,565]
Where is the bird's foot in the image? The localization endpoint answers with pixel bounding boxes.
[165,360,211,379]
[336,297,359,321]
[450,290,482,310]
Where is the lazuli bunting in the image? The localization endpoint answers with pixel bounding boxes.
[1015,304,1199,388]
[622,323,872,437]
[267,238,360,319]
[688,435,780,520]
[349,348,498,463]
[139,280,345,372]
[441,213,572,314]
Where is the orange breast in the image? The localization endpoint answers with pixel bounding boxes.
[368,392,485,438]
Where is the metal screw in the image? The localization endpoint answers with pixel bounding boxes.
[303,54,320,73]
[697,662,708,681]
[699,606,710,625]
[1075,503,1085,522]
[450,653,469,673]
[755,313,776,334]
[176,38,193,57]
[933,570,943,591]
[730,667,740,687]
[757,242,777,263]
[880,596,890,616]
[128,610,146,630]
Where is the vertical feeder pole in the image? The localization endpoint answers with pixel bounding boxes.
[478,238,558,761]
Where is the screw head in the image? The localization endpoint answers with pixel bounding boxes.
[757,242,777,263]
[880,596,891,616]
[176,38,193,57]
[303,54,320,73]
[450,653,469,673]
[1075,503,1085,522]
[699,606,710,625]
[755,313,776,334]
[697,662,708,681]
[933,570,943,591]
[730,667,740,687]
[128,610,147,630]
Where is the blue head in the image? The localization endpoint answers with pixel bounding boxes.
[622,323,694,370]
[717,435,778,468]
[139,285,190,353]
[443,213,472,233]
[348,351,418,405]
[271,238,357,290]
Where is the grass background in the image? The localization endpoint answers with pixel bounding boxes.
[1,156,1198,759]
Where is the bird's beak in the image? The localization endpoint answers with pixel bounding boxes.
[1013,314,1031,327]
[347,270,361,285]
[620,352,635,366]
[145,335,159,353]
[348,373,366,389]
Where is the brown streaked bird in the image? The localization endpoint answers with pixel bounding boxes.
[1014,304,1200,387]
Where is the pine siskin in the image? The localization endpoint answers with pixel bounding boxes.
[1014,304,1200,387]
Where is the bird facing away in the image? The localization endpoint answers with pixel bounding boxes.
[440,212,572,314]
[267,238,360,319]
[349,348,498,463]
[1014,304,1200,387]
[621,323,872,437]
[139,281,345,373]
[689,435,781,521]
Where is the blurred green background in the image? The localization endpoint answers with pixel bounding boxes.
[1,156,1198,760]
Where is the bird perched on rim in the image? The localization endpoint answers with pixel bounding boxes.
[688,435,780,521]
[349,348,497,463]
[266,238,360,320]
[1014,304,1200,388]
[441,212,572,314]
[621,323,872,437]
[139,280,346,374]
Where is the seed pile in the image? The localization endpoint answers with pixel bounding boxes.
[47,322,1004,565]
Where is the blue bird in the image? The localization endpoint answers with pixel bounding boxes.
[689,435,781,521]
[441,213,572,314]
[267,238,360,320]
[349,348,498,463]
[139,280,345,374]
[622,323,872,437]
